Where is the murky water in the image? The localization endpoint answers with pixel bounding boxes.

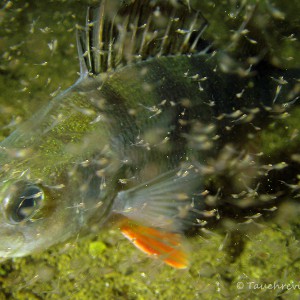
[0,1,299,299]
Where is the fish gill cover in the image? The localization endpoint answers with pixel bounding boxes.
[0,0,299,299]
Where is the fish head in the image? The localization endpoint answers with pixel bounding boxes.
[0,142,87,258]
[0,171,69,258]
[0,86,116,258]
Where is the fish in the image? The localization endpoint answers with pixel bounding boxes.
[0,0,298,269]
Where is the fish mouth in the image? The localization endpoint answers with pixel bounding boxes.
[0,228,25,258]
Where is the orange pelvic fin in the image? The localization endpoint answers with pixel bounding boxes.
[121,221,189,269]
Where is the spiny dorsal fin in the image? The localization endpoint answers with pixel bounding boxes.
[76,0,207,76]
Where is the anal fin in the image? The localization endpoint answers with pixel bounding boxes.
[120,219,188,269]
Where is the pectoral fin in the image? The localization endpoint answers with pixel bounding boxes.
[113,167,203,268]
[113,168,202,232]
[120,219,188,269]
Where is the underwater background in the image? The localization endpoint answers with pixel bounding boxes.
[0,0,299,299]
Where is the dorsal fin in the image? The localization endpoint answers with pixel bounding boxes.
[76,0,207,76]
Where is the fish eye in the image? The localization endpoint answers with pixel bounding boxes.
[3,182,44,223]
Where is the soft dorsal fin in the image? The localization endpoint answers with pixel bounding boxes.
[76,0,207,76]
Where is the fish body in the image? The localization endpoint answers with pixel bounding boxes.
[0,0,298,267]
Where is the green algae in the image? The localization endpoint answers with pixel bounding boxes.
[89,240,107,257]
[2,222,300,299]
[189,0,300,69]
[259,107,300,159]
[0,0,299,299]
